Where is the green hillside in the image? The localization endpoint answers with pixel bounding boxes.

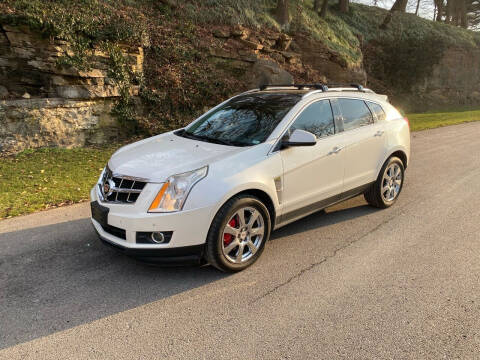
[1,0,480,129]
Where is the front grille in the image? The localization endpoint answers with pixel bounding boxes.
[99,166,147,204]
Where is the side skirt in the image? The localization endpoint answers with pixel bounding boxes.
[274,182,373,229]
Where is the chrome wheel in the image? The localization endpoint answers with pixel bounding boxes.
[222,207,265,264]
[381,163,403,202]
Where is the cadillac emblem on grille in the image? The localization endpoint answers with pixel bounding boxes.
[99,166,147,204]
[102,178,115,197]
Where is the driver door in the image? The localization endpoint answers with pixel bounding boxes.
[279,100,346,223]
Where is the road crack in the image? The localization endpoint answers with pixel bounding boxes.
[251,213,400,304]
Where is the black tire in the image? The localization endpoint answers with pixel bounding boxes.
[364,156,405,209]
[205,195,271,272]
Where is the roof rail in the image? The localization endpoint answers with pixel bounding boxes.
[259,83,329,92]
[329,83,364,91]
[252,83,375,96]
[326,83,374,93]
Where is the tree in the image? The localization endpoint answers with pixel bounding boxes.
[380,0,409,29]
[445,0,453,22]
[314,0,322,12]
[390,0,409,12]
[434,0,444,21]
[339,0,349,13]
[415,0,421,15]
[275,0,290,27]
[459,0,468,27]
[319,0,329,18]
[443,0,468,27]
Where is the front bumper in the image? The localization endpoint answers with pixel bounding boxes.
[90,186,215,263]
[94,224,205,264]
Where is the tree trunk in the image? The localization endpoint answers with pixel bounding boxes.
[314,0,322,12]
[339,0,349,13]
[275,0,289,27]
[388,0,409,12]
[380,0,409,29]
[320,0,329,18]
[459,0,468,27]
[415,0,421,15]
[451,0,466,25]
[434,0,444,21]
[446,0,453,22]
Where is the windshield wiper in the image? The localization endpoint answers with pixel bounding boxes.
[177,130,239,147]
[200,137,237,146]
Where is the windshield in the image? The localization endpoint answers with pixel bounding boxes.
[180,93,302,146]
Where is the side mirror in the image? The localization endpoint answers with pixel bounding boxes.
[282,129,317,147]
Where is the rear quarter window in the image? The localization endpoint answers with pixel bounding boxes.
[367,102,387,121]
[337,98,374,131]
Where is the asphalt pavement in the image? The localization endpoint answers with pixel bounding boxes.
[1,122,479,359]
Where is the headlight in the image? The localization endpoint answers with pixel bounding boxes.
[148,166,208,212]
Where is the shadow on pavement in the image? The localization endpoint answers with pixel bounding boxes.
[272,200,379,240]
[0,196,377,349]
[0,218,224,349]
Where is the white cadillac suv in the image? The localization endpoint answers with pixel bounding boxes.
[91,84,410,272]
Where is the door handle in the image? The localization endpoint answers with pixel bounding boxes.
[375,130,384,137]
[328,146,343,155]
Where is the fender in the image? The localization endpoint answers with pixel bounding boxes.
[376,145,409,178]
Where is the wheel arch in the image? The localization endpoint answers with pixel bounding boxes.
[216,188,277,230]
[389,150,408,169]
[376,148,408,179]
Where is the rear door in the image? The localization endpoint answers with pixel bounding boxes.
[334,98,387,193]
[279,99,347,222]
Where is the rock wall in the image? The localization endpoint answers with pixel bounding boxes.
[0,98,117,153]
[208,26,366,88]
[208,26,296,87]
[0,24,143,155]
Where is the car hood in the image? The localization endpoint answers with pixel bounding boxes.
[108,132,246,182]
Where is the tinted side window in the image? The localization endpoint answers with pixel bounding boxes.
[338,99,373,131]
[290,100,335,139]
[367,101,386,121]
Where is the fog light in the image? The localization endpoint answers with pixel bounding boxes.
[150,231,165,244]
[136,231,173,244]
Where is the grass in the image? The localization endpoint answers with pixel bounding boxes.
[0,147,116,219]
[406,109,480,131]
[1,109,479,220]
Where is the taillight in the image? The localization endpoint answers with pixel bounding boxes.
[404,117,410,129]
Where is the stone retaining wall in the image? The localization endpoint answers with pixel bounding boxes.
[0,24,143,155]
[0,98,118,154]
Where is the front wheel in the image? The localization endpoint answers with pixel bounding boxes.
[364,156,405,209]
[205,195,271,272]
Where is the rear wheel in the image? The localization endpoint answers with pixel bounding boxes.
[205,195,271,272]
[364,156,405,208]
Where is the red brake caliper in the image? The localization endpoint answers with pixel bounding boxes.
[223,217,237,246]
